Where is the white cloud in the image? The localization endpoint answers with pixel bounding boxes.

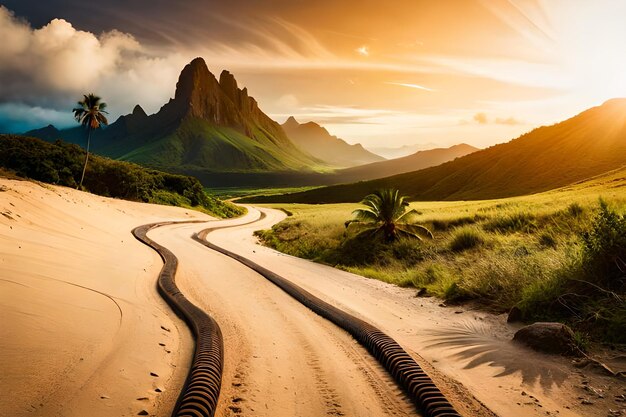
[275,94,299,111]
[0,6,188,121]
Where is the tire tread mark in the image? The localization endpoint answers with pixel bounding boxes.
[193,225,462,417]
[133,221,222,417]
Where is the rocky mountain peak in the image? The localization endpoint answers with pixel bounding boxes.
[284,116,300,129]
[219,70,239,102]
[174,57,216,103]
[132,104,147,118]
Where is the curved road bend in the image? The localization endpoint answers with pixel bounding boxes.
[147,213,419,417]
[190,206,501,417]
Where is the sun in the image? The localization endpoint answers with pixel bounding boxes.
[356,45,369,57]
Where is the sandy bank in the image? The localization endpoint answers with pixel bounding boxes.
[0,178,211,417]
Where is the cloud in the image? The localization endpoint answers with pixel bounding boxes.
[275,94,299,110]
[468,112,523,126]
[0,6,188,129]
[356,45,369,56]
[495,116,522,125]
[473,112,488,124]
[0,103,71,133]
[385,82,435,92]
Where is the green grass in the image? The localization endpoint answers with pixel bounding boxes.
[0,135,244,218]
[255,168,626,343]
[206,186,322,200]
[449,227,485,251]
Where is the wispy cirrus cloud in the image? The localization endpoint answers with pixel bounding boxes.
[385,82,435,92]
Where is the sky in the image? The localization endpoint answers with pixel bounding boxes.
[0,0,625,150]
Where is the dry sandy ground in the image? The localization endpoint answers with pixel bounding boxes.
[200,206,626,417]
[150,221,422,417]
[0,178,210,417]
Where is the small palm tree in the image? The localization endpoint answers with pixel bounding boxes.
[345,189,433,242]
[73,94,108,189]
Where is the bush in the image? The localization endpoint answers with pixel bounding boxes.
[0,135,243,218]
[449,227,484,252]
[517,202,626,343]
[567,202,585,217]
[581,200,626,289]
[430,214,485,231]
[538,232,558,248]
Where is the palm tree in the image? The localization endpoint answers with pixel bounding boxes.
[345,189,433,242]
[73,94,108,189]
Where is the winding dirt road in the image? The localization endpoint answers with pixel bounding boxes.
[148,218,420,417]
[151,206,594,417]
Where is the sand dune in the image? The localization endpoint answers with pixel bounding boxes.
[0,178,210,417]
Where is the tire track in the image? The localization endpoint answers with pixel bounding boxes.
[193,212,462,417]
[132,221,223,417]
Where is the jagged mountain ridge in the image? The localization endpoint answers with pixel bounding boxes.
[27,57,324,173]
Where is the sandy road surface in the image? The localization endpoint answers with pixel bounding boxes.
[149,219,420,417]
[0,179,208,417]
[199,206,621,417]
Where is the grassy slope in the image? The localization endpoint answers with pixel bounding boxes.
[110,118,327,173]
[0,135,243,218]
[329,143,478,183]
[255,166,626,343]
[248,98,626,203]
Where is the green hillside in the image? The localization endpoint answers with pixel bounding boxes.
[26,58,325,177]
[0,134,243,218]
[247,98,626,203]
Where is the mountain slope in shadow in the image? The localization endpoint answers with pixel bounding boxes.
[247,98,626,203]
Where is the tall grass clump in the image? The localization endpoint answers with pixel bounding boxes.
[484,212,537,233]
[449,227,485,252]
[567,202,585,217]
[519,201,626,343]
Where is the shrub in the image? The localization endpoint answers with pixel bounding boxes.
[580,200,626,289]
[449,227,485,252]
[430,214,486,231]
[567,202,585,217]
[538,232,558,248]
[518,202,626,343]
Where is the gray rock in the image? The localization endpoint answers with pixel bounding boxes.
[512,322,578,355]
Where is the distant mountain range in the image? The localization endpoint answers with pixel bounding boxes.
[27,58,324,176]
[246,98,626,203]
[23,57,476,187]
[366,144,439,159]
[329,143,477,184]
[281,117,383,167]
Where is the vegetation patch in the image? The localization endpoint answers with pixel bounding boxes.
[255,174,626,344]
[449,227,485,252]
[484,212,537,233]
[0,135,243,218]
